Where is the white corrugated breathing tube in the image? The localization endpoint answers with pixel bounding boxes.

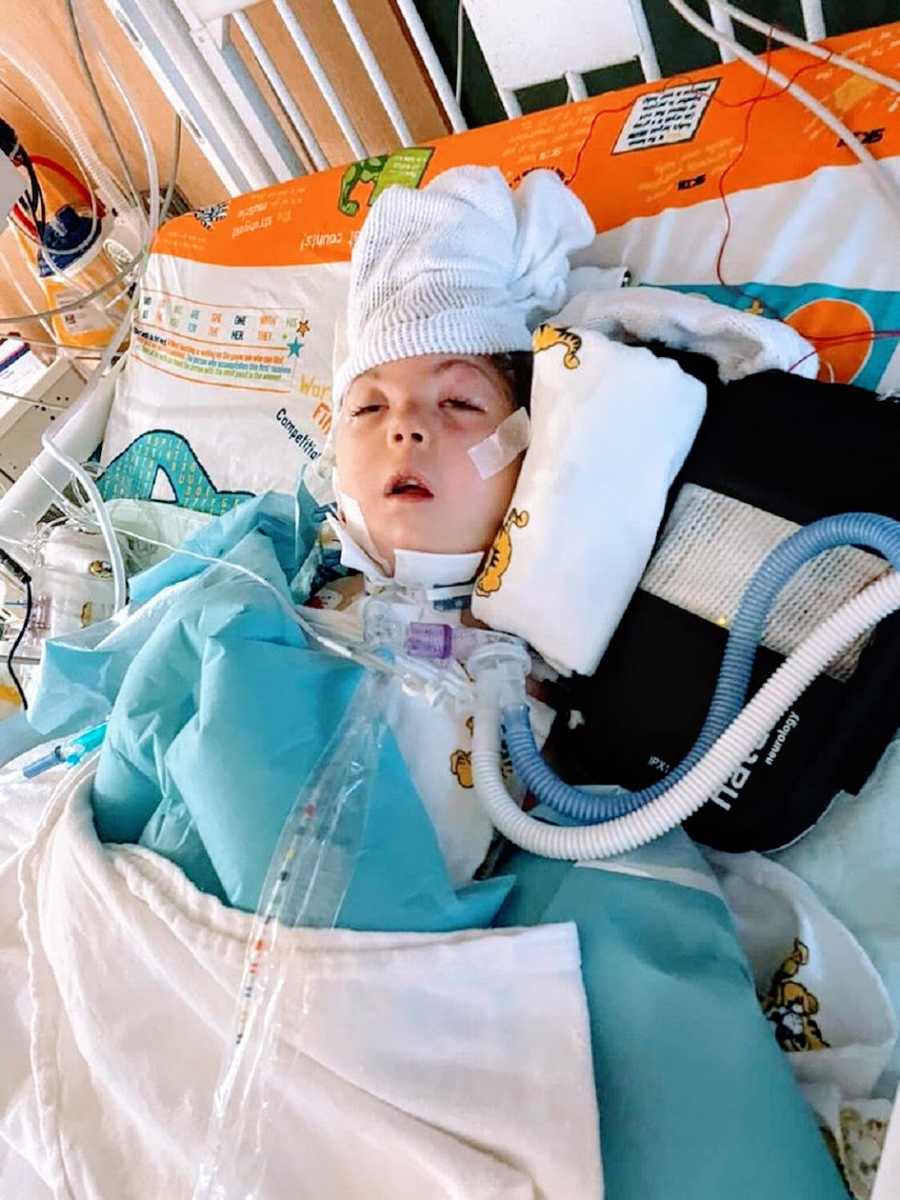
[470,570,900,860]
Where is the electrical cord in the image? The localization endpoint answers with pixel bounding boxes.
[455,1,465,104]
[705,0,900,93]
[161,114,182,224]
[1,117,104,276]
[29,156,105,268]
[0,114,142,323]
[6,577,32,710]
[0,548,32,711]
[666,0,900,229]
[15,149,48,245]
[0,74,133,214]
[0,386,69,411]
[0,41,132,223]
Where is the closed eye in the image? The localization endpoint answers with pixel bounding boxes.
[349,403,384,417]
[442,397,484,412]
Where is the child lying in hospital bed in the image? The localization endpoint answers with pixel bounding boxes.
[0,164,870,1199]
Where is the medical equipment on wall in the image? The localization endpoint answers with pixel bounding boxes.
[0,340,85,486]
[0,1,155,355]
[0,0,184,610]
[0,116,141,351]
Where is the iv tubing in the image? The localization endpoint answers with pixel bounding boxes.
[27,0,163,613]
[472,570,900,860]
[705,0,900,94]
[506,513,900,822]
[66,0,142,213]
[666,0,900,227]
[0,111,179,328]
[0,42,130,219]
[39,432,127,611]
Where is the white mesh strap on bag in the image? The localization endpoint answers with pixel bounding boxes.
[642,485,890,682]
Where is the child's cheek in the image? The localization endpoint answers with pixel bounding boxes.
[334,428,370,500]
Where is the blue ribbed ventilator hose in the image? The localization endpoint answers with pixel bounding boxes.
[504,514,900,823]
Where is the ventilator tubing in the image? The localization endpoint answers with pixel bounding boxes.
[471,522,900,860]
[505,513,900,824]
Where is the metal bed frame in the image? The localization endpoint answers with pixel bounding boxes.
[101,0,832,196]
[4,7,900,1193]
[0,0,848,554]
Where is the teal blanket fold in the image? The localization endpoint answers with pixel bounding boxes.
[18,492,513,931]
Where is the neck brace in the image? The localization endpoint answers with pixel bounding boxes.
[326,509,484,589]
[332,481,390,574]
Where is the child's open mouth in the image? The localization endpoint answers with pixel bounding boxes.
[384,472,434,501]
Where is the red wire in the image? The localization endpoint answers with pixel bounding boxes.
[29,154,100,211]
[787,330,900,374]
[561,35,897,376]
[806,329,900,343]
[6,153,107,254]
[712,44,835,303]
[563,96,644,186]
[711,39,777,306]
[564,37,838,317]
[10,205,37,239]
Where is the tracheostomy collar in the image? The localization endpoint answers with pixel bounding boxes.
[325,505,485,590]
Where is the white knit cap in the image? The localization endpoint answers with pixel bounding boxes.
[332,165,596,404]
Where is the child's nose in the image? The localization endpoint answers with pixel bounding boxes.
[388,407,429,445]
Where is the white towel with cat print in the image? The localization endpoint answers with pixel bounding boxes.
[707,851,897,1101]
[471,323,706,675]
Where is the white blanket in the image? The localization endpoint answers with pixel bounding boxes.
[472,327,706,676]
[0,758,602,1199]
[559,278,819,381]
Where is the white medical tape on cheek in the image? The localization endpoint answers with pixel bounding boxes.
[467,408,532,480]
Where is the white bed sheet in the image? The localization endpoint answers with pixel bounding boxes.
[0,754,602,1200]
[775,726,900,1096]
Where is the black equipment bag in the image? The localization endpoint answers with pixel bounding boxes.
[546,351,900,852]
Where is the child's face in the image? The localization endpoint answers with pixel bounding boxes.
[335,354,521,573]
